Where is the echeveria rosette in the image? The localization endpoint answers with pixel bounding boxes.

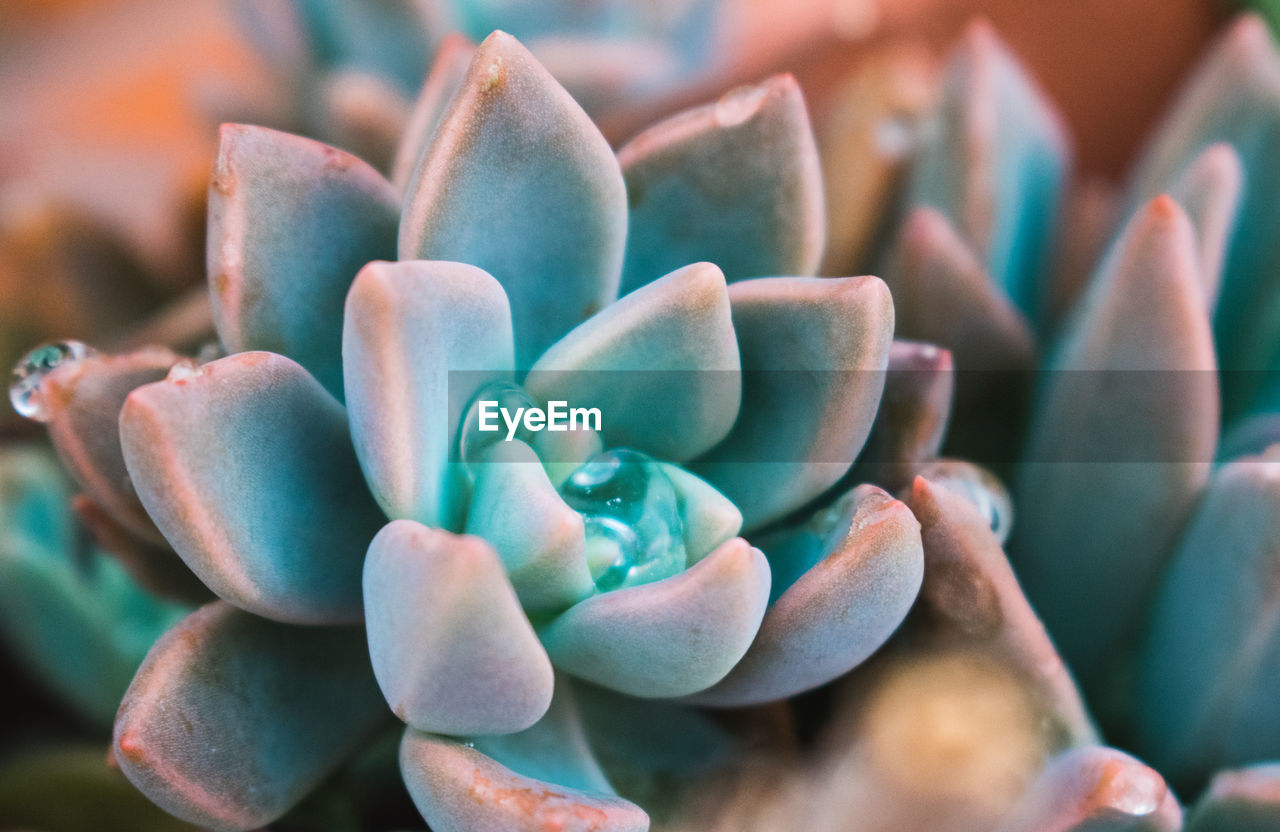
[68,31,937,831]
[877,10,1280,818]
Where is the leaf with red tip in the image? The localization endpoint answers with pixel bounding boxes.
[120,352,385,624]
[208,124,399,399]
[113,602,386,832]
[1013,196,1218,695]
[995,747,1182,832]
[689,485,922,707]
[400,31,627,367]
[363,520,554,735]
[1125,14,1280,418]
[692,276,894,529]
[42,347,183,545]
[400,726,648,832]
[343,259,514,530]
[617,74,824,293]
[539,537,770,698]
[905,475,1096,744]
[526,262,740,461]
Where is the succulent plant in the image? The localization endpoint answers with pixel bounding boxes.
[13,8,1280,832]
[854,11,1280,829]
[6,28,970,831]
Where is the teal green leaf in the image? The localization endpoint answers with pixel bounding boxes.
[399,31,627,367]
[617,74,824,293]
[120,352,385,624]
[363,520,554,735]
[208,124,399,400]
[526,262,740,461]
[343,259,514,530]
[113,602,387,832]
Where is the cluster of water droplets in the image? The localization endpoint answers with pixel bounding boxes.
[559,449,687,593]
[9,340,94,422]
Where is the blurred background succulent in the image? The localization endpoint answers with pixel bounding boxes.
[8,2,1280,832]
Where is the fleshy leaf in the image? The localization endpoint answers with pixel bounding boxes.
[208,124,399,399]
[904,475,1096,744]
[1123,14,1280,419]
[1164,142,1244,308]
[42,346,183,544]
[884,206,1036,374]
[399,31,627,367]
[0,446,187,726]
[1186,764,1280,832]
[364,520,553,735]
[1135,450,1280,784]
[120,351,385,624]
[539,537,770,697]
[465,440,594,614]
[692,276,894,530]
[905,20,1070,325]
[113,602,387,832]
[470,675,613,795]
[400,726,648,832]
[343,259,513,530]
[1012,196,1218,696]
[688,485,922,707]
[994,747,1182,832]
[617,74,824,293]
[656,463,742,563]
[854,340,954,491]
[526,262,740,461]
[390,34,476,193]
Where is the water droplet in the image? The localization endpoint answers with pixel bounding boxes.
[919,460,1013,543]
[559,449,687,592]
[9,340,95,421]
[457,381,536,466]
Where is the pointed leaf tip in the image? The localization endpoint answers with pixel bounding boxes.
[526,262,741,461]
[208,124,399,399]
[399,31,627,367]
[618,74,824,293]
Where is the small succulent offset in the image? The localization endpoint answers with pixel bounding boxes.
[11,30,950,832]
